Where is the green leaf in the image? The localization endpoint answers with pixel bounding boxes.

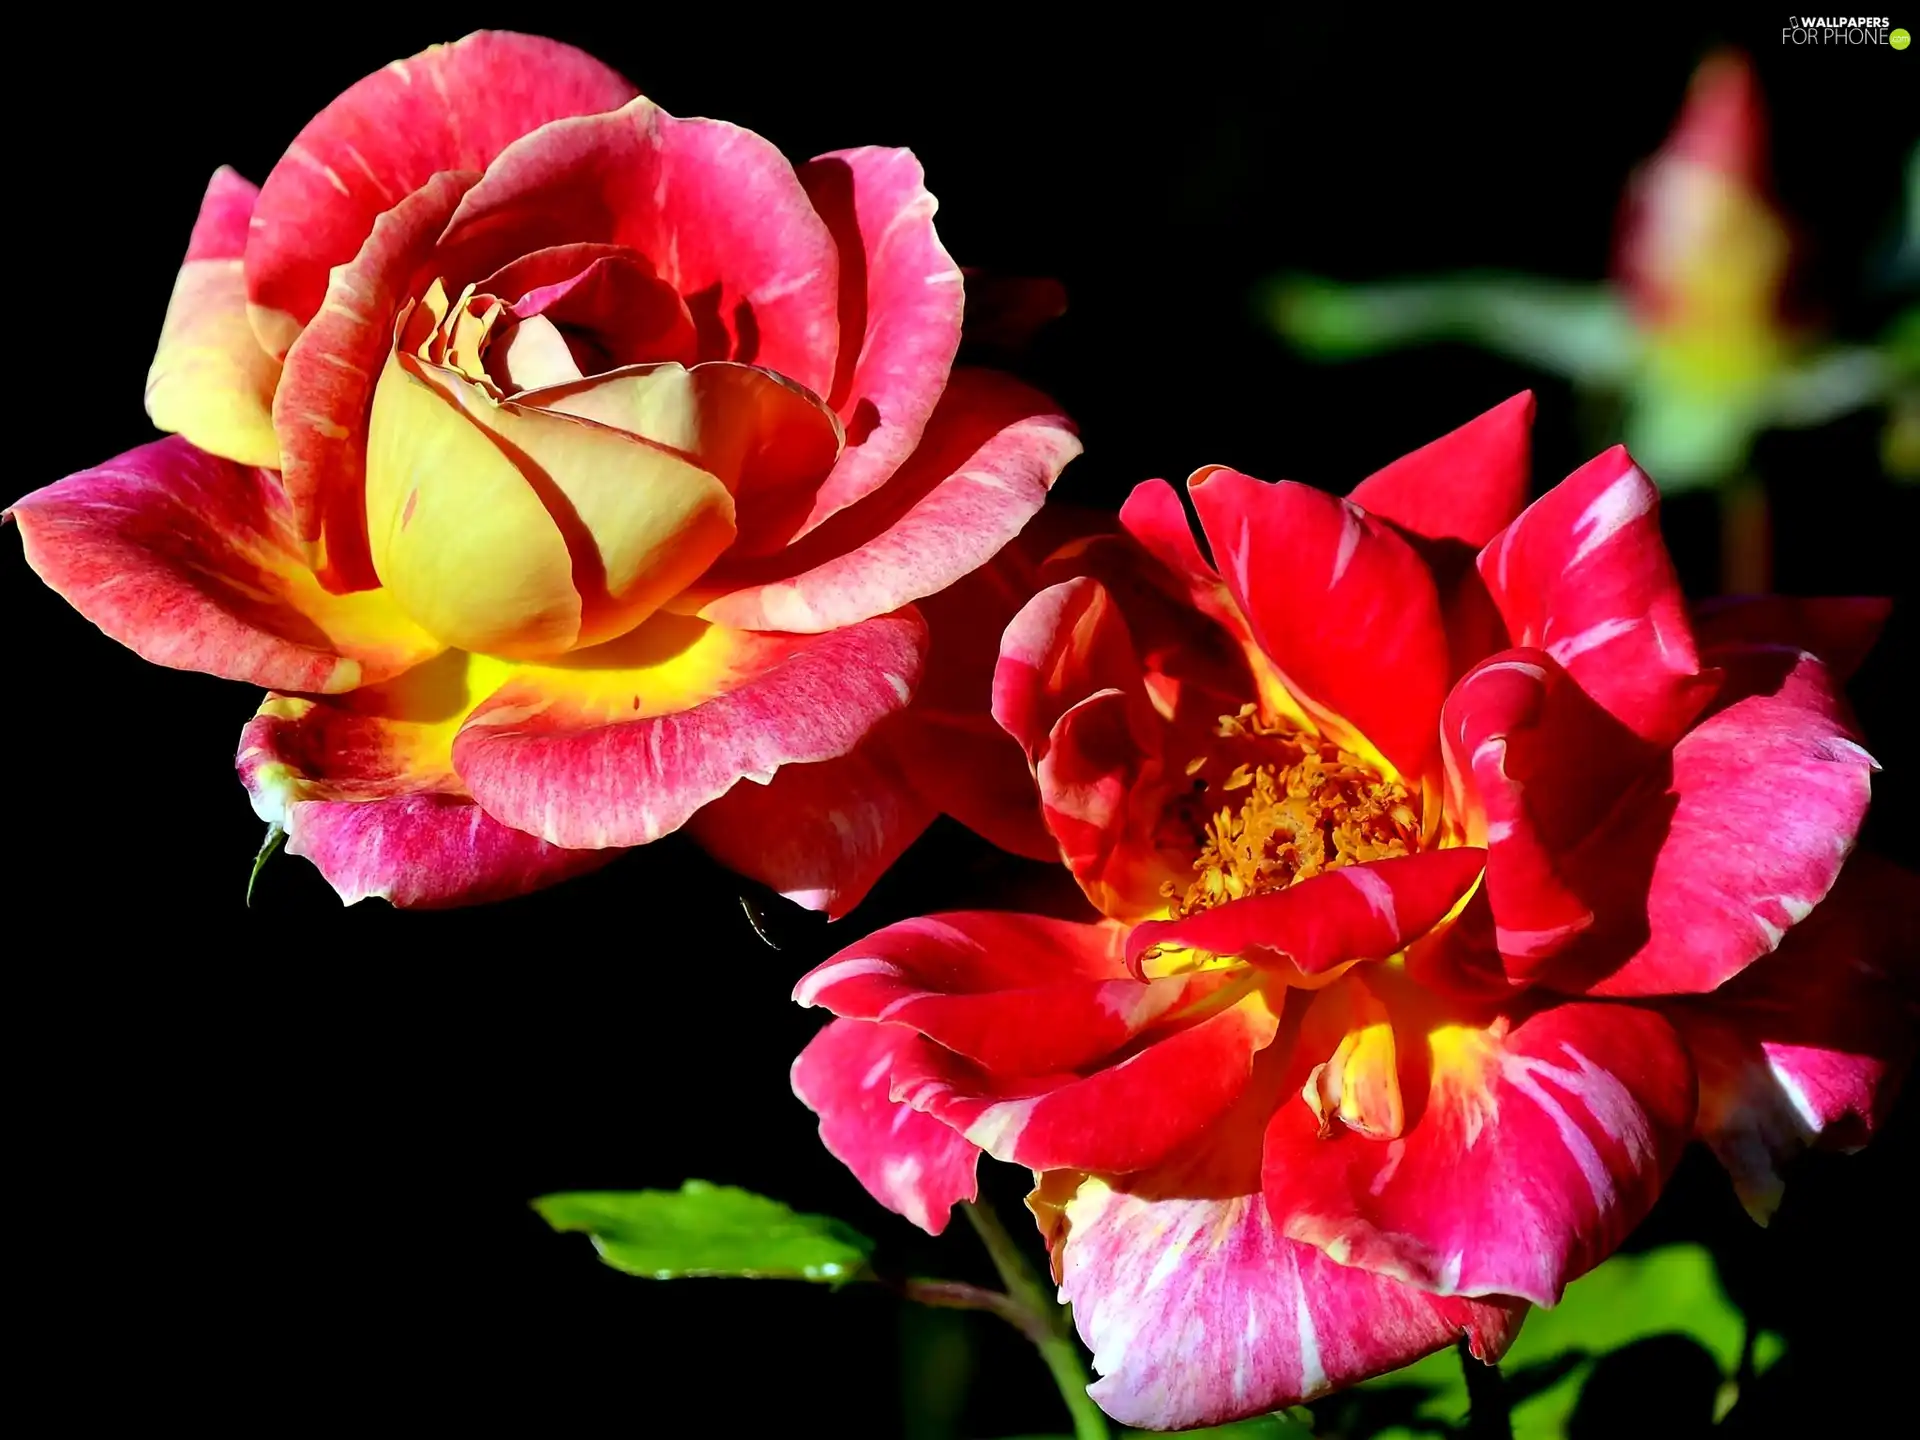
[1763,346,1899,429]
[1262,273,1638,385]
[245,822,285,907]
[532,1181,875,1283]
[1342,1245,1783,1438]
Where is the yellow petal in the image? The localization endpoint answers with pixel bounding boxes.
[366,349,584,659]
[1299,976,1405,1141]
[366,347,741,657]
[145,258,283,469]
[522,361,841,556]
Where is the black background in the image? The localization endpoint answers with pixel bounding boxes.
[11,15,1917,1435]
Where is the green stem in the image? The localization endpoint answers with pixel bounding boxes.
[1459,1337,1513,1440]
[963,1201,1111,1440]
[1720,475,1772,596]
[897,1277,1041,1341]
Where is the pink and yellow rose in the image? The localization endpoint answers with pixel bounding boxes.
[7,32,1078,908]
[792,396,1916,1429]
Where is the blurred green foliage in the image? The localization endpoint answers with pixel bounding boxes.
[1310,1245,1780,1439]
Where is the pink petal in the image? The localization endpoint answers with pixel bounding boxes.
[912,500,1120,716]
[499,250,698,372]
[795,909,1128,1001]
[237,651,613,908]
[274,170,480,591]
[961,272,1068,351]
[989,540,1256,890]
[183,163,256,260]
[1568,643,1877,996]
[992,576,1150,764]
[1046,1052,1524,1430]
[1663,854,1919,1222]
[1264,995,1696,1307]
[794,909,1232,1075]
[888,991,1280,1174]
[145,167,282,470]
[792,1019,980,1236]
[885,710,1057,863]
[1477,448,1715,748]
[691,369,1080,633]
[688,718,937,921]
[1441,649,1665,981]
[437,98,840,398]
[244,32,636,356]
[1691,595,1891,681]
[6,438,439,693]
[1127,849,1491,981]
[451,609,926,849]
[1117,479,1261,661]
[795,147,965,531]
[1061,525,1266,734]
[1037,688,1181,920]
[697,505,1113,894]
[1348,393,1536,548]
[1191,468,1450,783]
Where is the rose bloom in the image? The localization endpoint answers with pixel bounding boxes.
[791,396,1916,1429]
[6,32,1077,908]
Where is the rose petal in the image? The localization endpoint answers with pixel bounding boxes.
[362,348,582,657]
[1478,447,1715,747]
[145,168,281,469]
[794,147,964,530]
[960,272,1067,352]
[245,31,636,356]
[688,719,937,920]
[6,437,439,692]
[690,369,1080,633]
[274,170,480,591]
[370,351,744,657]
[437,98,840,397]
[794,908,1230,1075]
[888,990,1280,1174]
[1441,649,1665,980]
[1691,595,1891,682]
[1127,849,1491,982]
[1662,854,1919,1222]
[1112,482,1273,716]
[1048,1051,1524,1430]
[515,359,839,560]
[1264,994,1695,1307]
[887,711,1057,863]
[1565,644,1877,996]
[501,251,698,371]
[238,649,612,907]
[992,576,1149,764]
[451,608,926,849]
[1038,688,1181,921]
[1191,468,1450,783]
[913,500,1119,714]
[1347,393,1536,549]
[791,1019,980,1236]
[1117,480,1262,662]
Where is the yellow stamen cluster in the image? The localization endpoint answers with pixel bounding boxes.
[1161,704,1419,920]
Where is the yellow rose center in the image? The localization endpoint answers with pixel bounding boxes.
[1161,704,1420,920]
[363,271,841,661]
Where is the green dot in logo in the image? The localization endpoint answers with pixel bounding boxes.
[1893,26,1912,47]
